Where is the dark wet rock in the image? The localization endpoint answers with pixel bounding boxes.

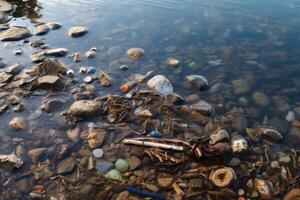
[87,127,106,149]
[268,117,288,134]
[185,75,208,90]
[67,126,80,142]
[272,96,290,112]
[116,191,130,200]
[166,93,184,105]
[28,148,47,163]
[0,12,9,24]
[126,47,144,59]
[85,49,96,58]
[31,51,46,63]
[287,127,300,146]
[36,75,65,90]
[232,115,248,132]
[16,177,33,193]
[0,27,31,41]
[47,22,61,30]
[99,71,112,87]
[190,100,213,115]
[0,1,14,12]
[68,26,88,37]
[95,160,114,174]
[57,157,76,175]
[42,98,64,112]
[107,46,123,59]
[35,23,49,35]
[232,79,251,95]
[252,92,270,106]
[69,100,102,118]
[9,116,26,131]
[45,48,68,57]
[30,39,45,48]
[5,63,22,75]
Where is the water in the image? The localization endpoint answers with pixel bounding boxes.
[1,0,300,199]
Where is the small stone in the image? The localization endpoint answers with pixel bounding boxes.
[67,69,75,77]
[185,75,208,90]
[14,49,22,55]
[158,177,174,187]
[119,65,128,70]
[87,66,96,74]
[85,50,96,58]
[116,191,130,200]
[69,100,101,118]
[31,52,46,63]
[285,111,295,122]
[47,22,61,30]
[9,117,26,131]
[0,27,31,41]
[95,160,114,174]
[99,71,112,87]
[115,159,129,172]
[45,48,68,57]
[166,58,180,68]
[104,169,122,181]
[68,26,88,37]
[28,148,47,163]
[145,184,159,192]
[232,79,250,95]
[271,161,280,169]
[42,99,64,112]
[92,148,103,158]
[79,67,87,73]
[127,47,144,59]
[73,52,81,62]
[57,157,76,175]
[35,24,49,35]
[190,100,213,115]
[67,126,80,142]
[87,128,106,149]
[254,178,273,199]
[252,92,270,106]
[83,76,93,83]
[166,93,184,105]
[126,156,141,170]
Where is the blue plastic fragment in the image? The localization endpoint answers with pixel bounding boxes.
[126,186,165,200]
[87,66,97,74]
[148,131,163,138]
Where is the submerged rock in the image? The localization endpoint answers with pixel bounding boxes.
[47,22,61,30]
[0,26,31,41]
[232,79,251,95]
[28,148,47,163]
[68,26,88,37]
[35,24,49,35]
[42,98,64,112]
[85,49,97,58]
[67,126,80,142]
[99,71,112,87]
[95,160,114,174]
[9,117,26,131]
[127,48,144,59]
[104,169,122,181]
[147,75,173,96]
[0,154,23,171]
[166,58,180,68]
[31,52,46,63]
[252,92,270,106]
[190,100,213,115]
[69,100,101,118]
[87,128,106,149]
[57,157,76,175]
[45,48,68,57]
[115,159,129,172]
[185,75,208,90]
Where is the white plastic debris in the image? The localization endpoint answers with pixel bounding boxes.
[285,111,295,122]
[92,148,103,158]
[147,75,173,96]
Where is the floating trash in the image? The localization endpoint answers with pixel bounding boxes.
[148,131,163,138]
[119,65,128,70]
[92,148,104,158]
[83,76,93,83]
[14,49,22,55]
[147,75,173,96]
[66,69,75,77]
[79,67,87,73]
[87,66,96,74]
[120,81,137,93]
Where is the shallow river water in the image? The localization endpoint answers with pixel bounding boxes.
[1,0,300,199]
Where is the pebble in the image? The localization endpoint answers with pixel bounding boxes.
[83,76,93,83]
[185,75,208,90]
[46,22,61,30]
[115,159,129,172]
[42,99,64,113]
[35,24,49,35]
[99,71,112,87]
[57,157,76,175]
[166,58,180,68]
[9,117,26,131]
[73,53,81,62]
[158,177,174,187]
[126,47,144,59]
[85,49,97,58]
[104,169,122,181]
[95,160,114,174]
[79,67,87,73]
[208,59,222,66]
[92,148,103,158]
[285,111,295,122]
[27,148,47,163]
[119,65,128,70]
[69,100,101,118]
[252,92,270,106]
[0,26,31,41]
[68,26,88,37]
[232,79,250,95]
[87,66,96,74]
[126,156,141,170]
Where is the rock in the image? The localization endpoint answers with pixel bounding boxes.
[85,49,96,58]
[107,46,123,59]
[273,96,290,112]
[0,154,23,171]
[16,178,33,193]
[147,75,173,96]
[0,12,9,24]
[87,128,106,149]
[95,160,114,174]
[73,52,81,62]
[116,191,130,200]
[232,79,250,95]
[209,167,236,187]
[185,75,208,90]
[47,22,61,30]
[126,156,141,170]
[285,111,295,122]
[166,93,184,105]
[166,58,180,68]
[69,100,101,118]
[57,157,76,175]
[254,178,273,199]
[5,63,23,75]
[232,115,248,132]
[99,71,112,87]
[119,65,128,70]
[35,24,49,35]
[295,107,300,115]
[28,148,47,163]
[158,177,173,187]
[30,59,68,76]
[0,1,14,12]
[9,117,26,131]
[268,117,288,134]
[252,92,270,106]
[31,52,46,63]
[126,48,144,59]
[68,26,88,37]
[45,48,68,57]
[284,189,300,200]
[190,100,213,115]
[288,127,300,146]
[231,134,249,153]
[14,49,22,55]
[145,184,159,192]
[115,159,129,172]
[104,169,122,181]
[67,126,80,142]
[36,75,65,90]
[42,98,64,112]
[0,72,13,83]
[0,27,31,41]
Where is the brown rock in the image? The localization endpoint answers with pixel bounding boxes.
[0,27,31,41]
[116,191,130,200]
[35,24,49,35]
[57,157,76,175]
[158,177,174,187]
[28,148,47,163]
[69,100,102,118]
[36,75,65,90]
[67,126,80,142]
[126,156,141,170]
[127,48,144,59]
[68,26,88,37]
[87,128,106,149]
[99,71,112,87]
[9,117,26,131]
[145,183,159,192]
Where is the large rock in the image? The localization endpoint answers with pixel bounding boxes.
[0,1,14,12]
[68,26,88,37]
[28,148,47,163]
[30,59,68,76]
[0,27,31,41]
[35,24,49,35]
[147,75,173,96]
[31,52,46,63]
[69,100,101,118]
[36,75,65,90]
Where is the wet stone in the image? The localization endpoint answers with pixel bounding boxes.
[127,47,144,59]
[47,22,61,30]
[5,63,23,75]
[45,48,68,57]
[35,24,49,35]
[99,71,112,87]
[28,148,47,163]
[95,160,114,174]
[185,75,208,90]
[288,127,300,146]
[252,92,270,106]
[85,49,97,58]
[232,79,251,95]
[126,156,141,170]
[158,177,174,187]
[0,27,31,41]
[67,126,80,142]
[0,1,14,12]
[69,100,102,118]
[9,117,26,131]
[42,98,64,112]
[36,75,65,90]
[68,26,88,37]
[57,157,76,175]
[87,128,106,149]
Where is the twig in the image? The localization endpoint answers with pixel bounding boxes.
[123,139,184,151]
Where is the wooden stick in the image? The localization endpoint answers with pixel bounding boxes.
[123,139,184,151]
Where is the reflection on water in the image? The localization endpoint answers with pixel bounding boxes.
[1,0,300,199]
